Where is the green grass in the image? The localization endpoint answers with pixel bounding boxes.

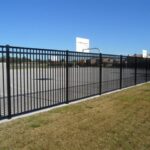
[0,84,150,150]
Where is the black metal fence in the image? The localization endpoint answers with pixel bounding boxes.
[0,45,150,120]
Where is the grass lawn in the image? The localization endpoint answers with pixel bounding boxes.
[0,84,150,150]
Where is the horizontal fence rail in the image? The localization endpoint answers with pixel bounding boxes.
[0,45,150,120]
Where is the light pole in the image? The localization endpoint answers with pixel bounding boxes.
[82,48,101,53]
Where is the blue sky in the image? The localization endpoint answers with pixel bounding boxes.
[0,0,150,55]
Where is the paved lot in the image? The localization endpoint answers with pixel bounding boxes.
[0,65,147,117]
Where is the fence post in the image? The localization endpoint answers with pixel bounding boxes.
[6,45,11,119]
[146,58,148,82]
[99,53,102,95]
[66,50,69,103]
[120,55,122,89]
[134,55,137,85]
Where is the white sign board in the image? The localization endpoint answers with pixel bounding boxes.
[76,37,90,52]
[143,50,148,58]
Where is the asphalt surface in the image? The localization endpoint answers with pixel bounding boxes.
[0,65,148,117]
